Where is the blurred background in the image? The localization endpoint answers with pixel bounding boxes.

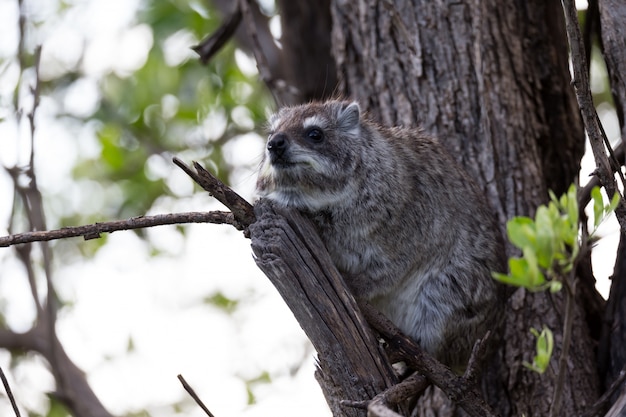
[0,0,329,415]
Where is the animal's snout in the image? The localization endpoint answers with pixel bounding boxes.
[267,133,288,160]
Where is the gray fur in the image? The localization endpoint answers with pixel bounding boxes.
[256,100,505,369]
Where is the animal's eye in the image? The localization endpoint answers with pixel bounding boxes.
[306,128,324,142]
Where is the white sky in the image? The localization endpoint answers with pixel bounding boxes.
[0,0,619,415]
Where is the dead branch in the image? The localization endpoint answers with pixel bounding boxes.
[239,0,299,105]
[178,374,217,417]
[579,141,624,210]
[250,199,399,417]
[0,157,255,248]
[560,0,626,230]
[193,4,242,64]
[360,303,498,417]
[172,157,255,229]
[367,373,429,417]
[0,367,21,417]
[0,211,239,247]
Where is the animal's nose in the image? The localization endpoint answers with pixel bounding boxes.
[267,133,288,157]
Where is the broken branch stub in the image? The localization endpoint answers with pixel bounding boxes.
[249,199,399,417]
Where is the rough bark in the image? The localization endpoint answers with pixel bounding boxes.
[278,0,337,102]
[249,200,398,417]
[329,0,596,416]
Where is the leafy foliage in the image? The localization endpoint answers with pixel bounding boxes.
[493,185,618,292]
[493,184,619,374]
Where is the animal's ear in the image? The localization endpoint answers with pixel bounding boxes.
[336,101,361,132]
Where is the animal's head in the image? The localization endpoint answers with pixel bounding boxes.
[256,100,363,211]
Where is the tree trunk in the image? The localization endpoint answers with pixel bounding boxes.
[254,0,622,415]
[328,0,598,415]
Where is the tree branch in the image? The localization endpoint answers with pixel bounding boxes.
[360,303,498,417]
[560,0,626,230]
[0,367,21,417]
[172,157,255,229]
[549,278,578,417]
[239,0,299,105]
[193,4,242,64]
[0,211,241,247]
[177,374,217,417]
[0,326,114,417]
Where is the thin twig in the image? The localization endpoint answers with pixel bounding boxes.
[172,157,255,228]
[177,374,217,417]
[578,141,624,210]
[0,367,21,417]
[463,331,491,386]
[193,4,242,64]
[560,0,626,230]
[0,211,240,247]
[549,278,578,417]
[238,0,297,104]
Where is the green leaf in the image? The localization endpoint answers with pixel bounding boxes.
[591,186,604,228]
[534,206,555,269]
[492,251,546,290]
[524,326,554,374]
[507,217,536,250]
[522,247,547,288]
[549,280,563,293]
[608,191,621,213]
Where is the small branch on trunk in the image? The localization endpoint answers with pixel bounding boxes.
[549,278,578,417]
[360,303,498,417]
[578,141,624,210]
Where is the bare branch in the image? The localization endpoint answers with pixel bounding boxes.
[193,4,242,64]
[177,374,217,417]
[560,0,626,229]
[360,303,498,417]
[0,367,21,417]
[239,0,299,105]
[369,373,429,417]
[172,157,255,229]
[549,279,578,417]
[0,211,240,247]
[463,331,492,386]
